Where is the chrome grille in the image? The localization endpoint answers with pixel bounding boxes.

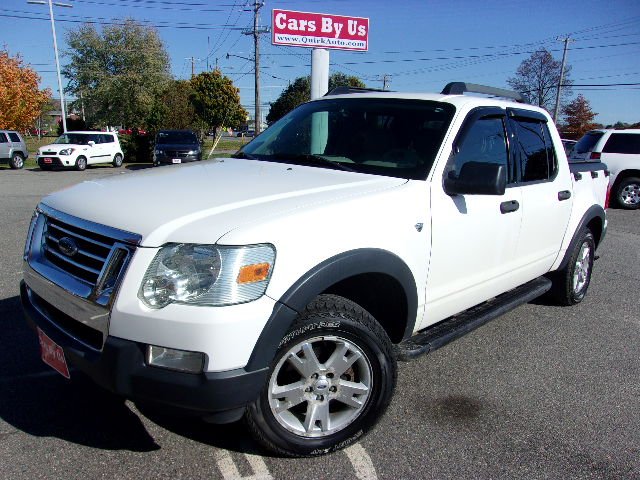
[44,216,112,285]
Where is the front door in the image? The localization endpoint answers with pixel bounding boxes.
[425,108,523,329]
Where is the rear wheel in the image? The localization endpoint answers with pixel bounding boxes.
[75,156,87,171]
[245,294,397,457]
[9,152,24,169]
[549,228,595,306]
[614,177,640,210]
[112,153,123,168]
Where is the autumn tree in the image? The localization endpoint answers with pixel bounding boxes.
[267,73,366,124]
[561,94,599,139]
[0,49,51,131]
[189,69,247,134]
[507,49,572,113]
[64,20,171,129]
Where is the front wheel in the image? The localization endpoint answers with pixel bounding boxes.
[75,156,87,171]
[549,229,595,306]
[245,294,397,457]
[614,177,640,210]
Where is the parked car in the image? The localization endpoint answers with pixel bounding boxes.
[36,131,124,171]
[570,129,640,209]
[236,130,255,137]
[21,82,608,457]
[153,130,201,166]
[0,130,29,169]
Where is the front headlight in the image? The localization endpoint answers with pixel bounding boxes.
[59,148,75,155]
[139,243,275,309]
[188,150,200,155]
[154,149,163,155]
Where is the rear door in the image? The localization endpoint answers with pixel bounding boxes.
[507,109,572,277]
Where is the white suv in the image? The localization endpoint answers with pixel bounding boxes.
[570,129,640,209]
[36,131,124,171]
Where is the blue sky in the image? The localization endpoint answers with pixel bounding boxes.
[1,0,639,126]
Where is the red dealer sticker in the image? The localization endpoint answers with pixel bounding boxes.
[37,327,70,379]
[272,9,369,51]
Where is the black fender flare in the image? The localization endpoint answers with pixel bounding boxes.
[557,205,606,272]
[245,248,418,371]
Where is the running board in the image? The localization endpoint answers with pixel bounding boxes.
[396,276,552,361]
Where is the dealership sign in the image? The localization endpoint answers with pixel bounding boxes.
[272,9,369,51]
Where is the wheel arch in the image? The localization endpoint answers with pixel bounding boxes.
[245,249,418,371]
[557,205,606,272]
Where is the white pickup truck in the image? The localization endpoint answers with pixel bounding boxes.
[21,83,609,457]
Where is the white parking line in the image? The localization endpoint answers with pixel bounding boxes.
[344,443,378,480]
[214,449,273,480]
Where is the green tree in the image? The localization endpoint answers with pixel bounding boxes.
[507,49,572,112]
[147,80,197,132]
[266,73,366,124]
[63,19,171,129]
[189,69,247,135]
[560,94,599,139]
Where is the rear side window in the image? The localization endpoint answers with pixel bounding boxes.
[0,133,7,143]
[101,134,114,143]
[8,132,21,142]
[574,131,604,154]
[602,133,640,154]
[511,118,557,183]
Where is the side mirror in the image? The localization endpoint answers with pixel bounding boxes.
[443,161,506,196]
[88,141,95,147]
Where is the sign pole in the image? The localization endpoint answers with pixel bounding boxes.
[311,48,330,100]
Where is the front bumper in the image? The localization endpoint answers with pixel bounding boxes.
[153,153,201,165]
[21,280,268,422]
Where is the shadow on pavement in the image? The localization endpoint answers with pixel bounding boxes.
[0,295,262,455]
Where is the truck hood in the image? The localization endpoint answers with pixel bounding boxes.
[41,158,406,246]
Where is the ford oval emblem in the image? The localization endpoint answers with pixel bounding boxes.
[58,237,78,257]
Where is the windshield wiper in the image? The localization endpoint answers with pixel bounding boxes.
[231,151,258,160]
[276,153,356,172]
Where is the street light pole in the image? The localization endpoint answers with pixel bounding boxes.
[27,0,72,133]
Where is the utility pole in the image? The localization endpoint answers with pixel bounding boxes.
[553,36,573,124]
[243,2,268,134]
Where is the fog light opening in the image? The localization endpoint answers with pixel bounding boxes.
[146,345,204,373]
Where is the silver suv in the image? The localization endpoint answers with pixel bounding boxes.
[0,130,29,169]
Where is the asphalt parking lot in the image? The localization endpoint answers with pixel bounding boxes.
[0,165,638,479]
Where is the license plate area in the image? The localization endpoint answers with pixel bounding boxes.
[43,158,53,164]
[37,327,70,378]
[172,158,181,164]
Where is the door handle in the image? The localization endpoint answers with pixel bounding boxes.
[500,200,519,214]
[558,190,572,201]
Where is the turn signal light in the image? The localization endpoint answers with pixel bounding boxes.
[237,263,271,284]
[590,152,601,160]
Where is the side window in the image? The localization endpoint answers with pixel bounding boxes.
[452,116,509,177]
[104,134,114,143]
[511,118,553,182]
[8,132,21,142]
[0,133,7,143]
[91,134,102,144]
[602,134,640,154]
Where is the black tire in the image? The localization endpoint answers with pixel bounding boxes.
[549,229,595,306]
[614,176,640,210]
[112,153,123,168]
[75,156,87,171]
[245,294,397,457]
[9,152,24,169]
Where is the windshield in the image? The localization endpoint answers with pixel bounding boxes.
[239,98,456,180]
[574,131,604,154]
[157,131,198,144]
[54,133,101,145]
